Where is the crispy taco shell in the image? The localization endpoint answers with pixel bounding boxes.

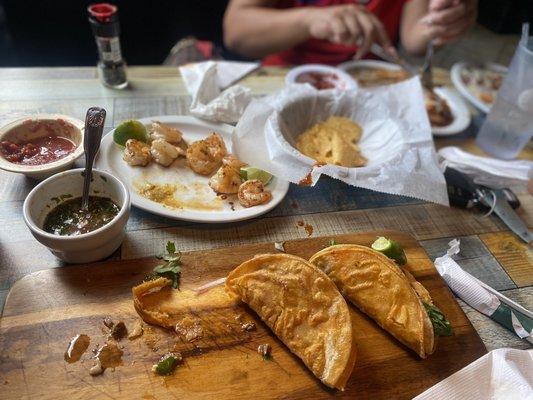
[225,253,357,390]
[309,245,435,358]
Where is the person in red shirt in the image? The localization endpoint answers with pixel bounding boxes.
[223,0,477,66]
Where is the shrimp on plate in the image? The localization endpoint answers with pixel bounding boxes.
[123,139,151,166]
[149,121,183,144]
[208,164,242,194]
[222,155,246,170]
[150,139,185,167]
[186,133,227,175]
[238,179,272,208]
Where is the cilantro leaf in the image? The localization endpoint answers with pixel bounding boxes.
[423,302,452,337]
[166,241,176,255]
[149,241,182,289]
[154,353,181,375]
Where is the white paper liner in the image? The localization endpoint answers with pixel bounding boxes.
[232,79,449,205]
[414,348,533,400]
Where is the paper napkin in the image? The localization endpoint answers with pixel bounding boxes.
[439,146,533,188]
[179,61,259,124]
[434,239,532,344]
[414,348,533,400]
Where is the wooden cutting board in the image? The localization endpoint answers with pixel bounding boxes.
[0,230,486,399]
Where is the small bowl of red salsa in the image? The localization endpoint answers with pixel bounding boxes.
[285,64,358,91]
[0,114,84,179]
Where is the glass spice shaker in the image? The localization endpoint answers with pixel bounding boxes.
[88,3,128,89]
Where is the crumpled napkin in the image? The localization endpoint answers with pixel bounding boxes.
[439,146,533,188]
[414,348,533,400]
[179,60,259,124]
[232,78,449,205]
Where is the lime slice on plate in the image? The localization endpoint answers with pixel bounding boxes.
[371,236,407,265]
[113,120,148,146]
[240,167,273,185]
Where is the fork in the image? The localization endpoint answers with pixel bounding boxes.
[421,41,434,90]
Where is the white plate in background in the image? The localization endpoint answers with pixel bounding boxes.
[340,60,471,136]
[451,61,507,114]
[96,115,289,223]
[430,87,471,136]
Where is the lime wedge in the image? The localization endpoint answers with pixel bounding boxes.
[240,167,272,185]
[113,120,148,146]
[371,237,407,265]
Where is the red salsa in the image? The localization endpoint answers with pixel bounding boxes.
[0,135,76,165]
[296,72,344,90]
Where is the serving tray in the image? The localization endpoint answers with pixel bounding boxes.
[0,231,486,399]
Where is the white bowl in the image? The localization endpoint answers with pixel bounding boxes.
[451,61,508,114]
[0,114,85,180]
[23,168,130,263]
[285,64,358,91]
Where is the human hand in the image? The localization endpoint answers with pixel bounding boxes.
[306,4,396,59]
[421,0,478,45]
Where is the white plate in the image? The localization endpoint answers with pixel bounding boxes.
[96,116,289,223]
[285,64,358,90]
[451,61,507,114]
[338,59,400,73]
[430,87,471,136]
[339,60,471,136]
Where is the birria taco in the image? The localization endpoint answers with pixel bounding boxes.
[225,253,357,390]
[309,245,447,358]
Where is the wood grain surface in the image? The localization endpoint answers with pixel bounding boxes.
[0,231,486,400]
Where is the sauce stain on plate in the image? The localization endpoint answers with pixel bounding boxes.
[134,178,223,212]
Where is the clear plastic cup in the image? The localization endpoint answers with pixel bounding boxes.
[476,24,533,159]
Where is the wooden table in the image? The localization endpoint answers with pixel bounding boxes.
[0,66,531,355]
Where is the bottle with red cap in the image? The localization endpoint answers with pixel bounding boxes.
[88,3,128,89]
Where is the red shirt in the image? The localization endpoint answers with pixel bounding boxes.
[262,0,408,66]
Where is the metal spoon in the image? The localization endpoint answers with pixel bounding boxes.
[81,107,106,210]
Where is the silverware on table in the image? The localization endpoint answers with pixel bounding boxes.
[420,41,434,90]
[369,43,419,77]
[81,107,106,210]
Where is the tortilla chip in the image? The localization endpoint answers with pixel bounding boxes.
[309,245,435,358]
[225,254,357,390]
[296,116,366,167]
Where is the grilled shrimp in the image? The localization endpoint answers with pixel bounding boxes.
[222,155,246,170]
[238,179,272,208]
[208,164,242,194]
[150,121,183,144]
[186,133,227,175]
[123,139,151,166]
[150,139,184,167]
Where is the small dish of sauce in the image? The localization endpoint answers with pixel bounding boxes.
[296,72,344,90]
[43,196,120,236]
[1,135,76,165]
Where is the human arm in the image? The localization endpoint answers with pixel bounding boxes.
[400,0,478,56]
[223,0,394,59]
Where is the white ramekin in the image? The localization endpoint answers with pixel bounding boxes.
[0,114,85,180]
[23,168,130,263]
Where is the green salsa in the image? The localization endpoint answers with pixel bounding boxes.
[43,196,120,236]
